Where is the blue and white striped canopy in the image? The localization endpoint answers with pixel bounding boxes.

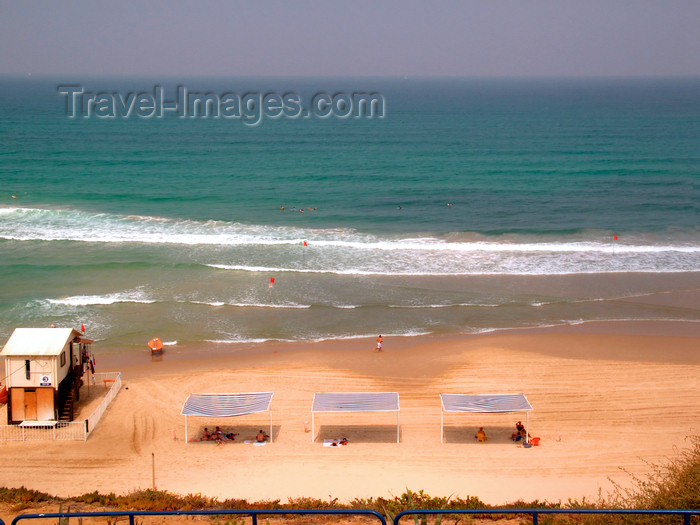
[312,392,399,413]
[181,392,273,417]
[440,393,532,413]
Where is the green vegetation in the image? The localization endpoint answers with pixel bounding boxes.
[0,436,697,524]
[579,434,699,524]
[0,486,54,512]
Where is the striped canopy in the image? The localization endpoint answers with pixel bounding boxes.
[181,392,273,443]
[440,393,532,413]
[181,392,273,417]
[312,392,399,412]
[439,393,533,444]
[311,392,400,443]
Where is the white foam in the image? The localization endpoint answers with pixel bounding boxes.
[3,206,699,275]
[47,291,154,306]
[225,302,310,309]
[389,303,500,309]
[205,337,297,344]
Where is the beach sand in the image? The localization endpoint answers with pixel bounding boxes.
[0,321,698,518]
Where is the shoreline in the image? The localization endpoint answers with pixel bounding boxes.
[1,320,697,507]
[96,318,700,374]
[7,271,695,353]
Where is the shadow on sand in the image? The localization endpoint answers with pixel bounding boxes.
[314,424,400,444]
[189,424,281,444]
[442,424,530,444]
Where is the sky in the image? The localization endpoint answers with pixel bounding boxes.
[0,0,699,78]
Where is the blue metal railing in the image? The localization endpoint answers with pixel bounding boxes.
[10,508,387,524]
[394,508,700,524]
[9,507,700,524]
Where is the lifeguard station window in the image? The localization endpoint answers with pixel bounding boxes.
[25,359,31,380]
[60,351,66,367]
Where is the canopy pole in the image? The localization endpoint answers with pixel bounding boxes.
[269,409,273,443]
[396,410,400,443]
[311,413,315,443]
[525,412,529,444]
[185,416,188,444]
[440,405,444,443]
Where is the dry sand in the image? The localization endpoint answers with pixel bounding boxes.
[1,322,698,516]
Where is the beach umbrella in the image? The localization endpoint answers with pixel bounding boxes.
[148,337,164,352]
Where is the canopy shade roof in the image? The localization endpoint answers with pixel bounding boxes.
[181,392,274,443]
[311,392,400,443]
[312,392,399,412]
[440,393,533,444]
[440,393,533,413]
[181,392,273,417]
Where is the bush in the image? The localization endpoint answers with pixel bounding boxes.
[565,434,700,524]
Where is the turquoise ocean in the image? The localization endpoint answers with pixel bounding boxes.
[0,76,698,353]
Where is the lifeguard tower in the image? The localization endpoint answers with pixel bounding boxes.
[1,327,93,424]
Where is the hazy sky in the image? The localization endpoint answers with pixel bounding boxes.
[1,0,698,77]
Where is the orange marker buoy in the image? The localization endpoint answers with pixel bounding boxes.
[148,337,164,354]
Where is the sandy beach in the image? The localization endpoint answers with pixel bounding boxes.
[1,321,698,515]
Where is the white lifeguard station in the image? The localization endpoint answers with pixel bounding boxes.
[1,327,93,424]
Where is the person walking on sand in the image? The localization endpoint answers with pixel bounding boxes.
[375,335,383,352]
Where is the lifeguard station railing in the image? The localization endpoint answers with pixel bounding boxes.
[394,508,700,524]
[85,371,122,434]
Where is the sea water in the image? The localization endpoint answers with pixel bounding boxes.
[0,76,698,351]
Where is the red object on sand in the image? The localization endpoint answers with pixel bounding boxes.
[148,337,164,353]
[614,235,618,240]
